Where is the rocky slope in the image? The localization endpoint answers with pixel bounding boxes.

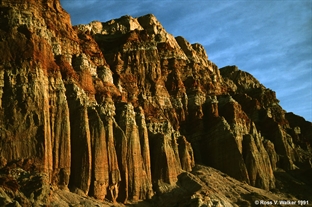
[0,0,311,206]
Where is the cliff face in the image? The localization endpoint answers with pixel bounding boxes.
[0,0,311,206]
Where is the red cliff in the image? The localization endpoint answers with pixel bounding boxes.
[0,1,311,206]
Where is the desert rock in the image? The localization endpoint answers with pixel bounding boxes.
[0,0,311,206]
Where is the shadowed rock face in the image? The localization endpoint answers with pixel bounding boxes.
[0,0,311,206]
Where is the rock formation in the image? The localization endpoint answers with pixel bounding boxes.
[0,0,311,206]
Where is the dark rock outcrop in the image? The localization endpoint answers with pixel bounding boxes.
[0,0,311,206]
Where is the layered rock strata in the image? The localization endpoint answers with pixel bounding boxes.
[0,0,311,206]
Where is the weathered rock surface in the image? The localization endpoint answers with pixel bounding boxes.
[0,0,311,206]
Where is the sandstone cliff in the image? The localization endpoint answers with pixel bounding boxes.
[0,0,311,206]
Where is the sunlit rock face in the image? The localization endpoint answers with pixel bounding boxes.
[0,0,311,206]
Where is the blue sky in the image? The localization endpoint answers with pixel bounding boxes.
[60,0,312,122]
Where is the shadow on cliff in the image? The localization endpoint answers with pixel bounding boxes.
[273,168,312,200]
[124,171,203,207]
